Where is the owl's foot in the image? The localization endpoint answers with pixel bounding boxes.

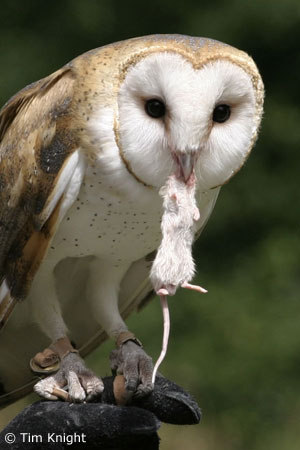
[110,332,153,403]
[33,352,104,402]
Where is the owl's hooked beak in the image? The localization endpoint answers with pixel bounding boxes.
[173,152,197,184]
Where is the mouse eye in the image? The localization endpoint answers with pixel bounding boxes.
[212,104,231,123]
[145,99,166,119]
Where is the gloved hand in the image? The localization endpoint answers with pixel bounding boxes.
[0,374,201,449]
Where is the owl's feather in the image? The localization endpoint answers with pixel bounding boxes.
[0,66,78,305]
[0,187,219,406]
[0,34,263,405]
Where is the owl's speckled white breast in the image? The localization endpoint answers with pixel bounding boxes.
[48,164,163,268]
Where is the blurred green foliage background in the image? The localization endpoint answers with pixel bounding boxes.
[0,0,299,449]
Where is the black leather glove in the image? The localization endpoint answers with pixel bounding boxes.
[0,374,201,449]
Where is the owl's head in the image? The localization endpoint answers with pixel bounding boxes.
[88,35,264,192]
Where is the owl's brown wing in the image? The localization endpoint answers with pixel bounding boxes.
[0,65,80,329]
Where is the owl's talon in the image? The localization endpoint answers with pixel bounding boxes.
[52,387,70,401]
[33,353,103,403]
[34,376,66,401]
[134,382,153,398]
[67,371,86,402]
[110,340,153,404]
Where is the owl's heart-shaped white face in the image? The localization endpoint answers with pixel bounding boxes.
[117,52,256,190]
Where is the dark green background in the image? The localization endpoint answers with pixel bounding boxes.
[0,1,299,449]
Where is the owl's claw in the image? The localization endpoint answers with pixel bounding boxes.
[34,376,67,401]
[33,353,103,402]
[110,340,153,403]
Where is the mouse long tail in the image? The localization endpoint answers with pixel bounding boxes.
[152,294,170,384]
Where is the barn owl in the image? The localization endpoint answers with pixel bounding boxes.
[0,34,264,405]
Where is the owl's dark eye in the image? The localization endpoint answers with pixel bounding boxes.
[145,99,166,118]
[213,104,231,123]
